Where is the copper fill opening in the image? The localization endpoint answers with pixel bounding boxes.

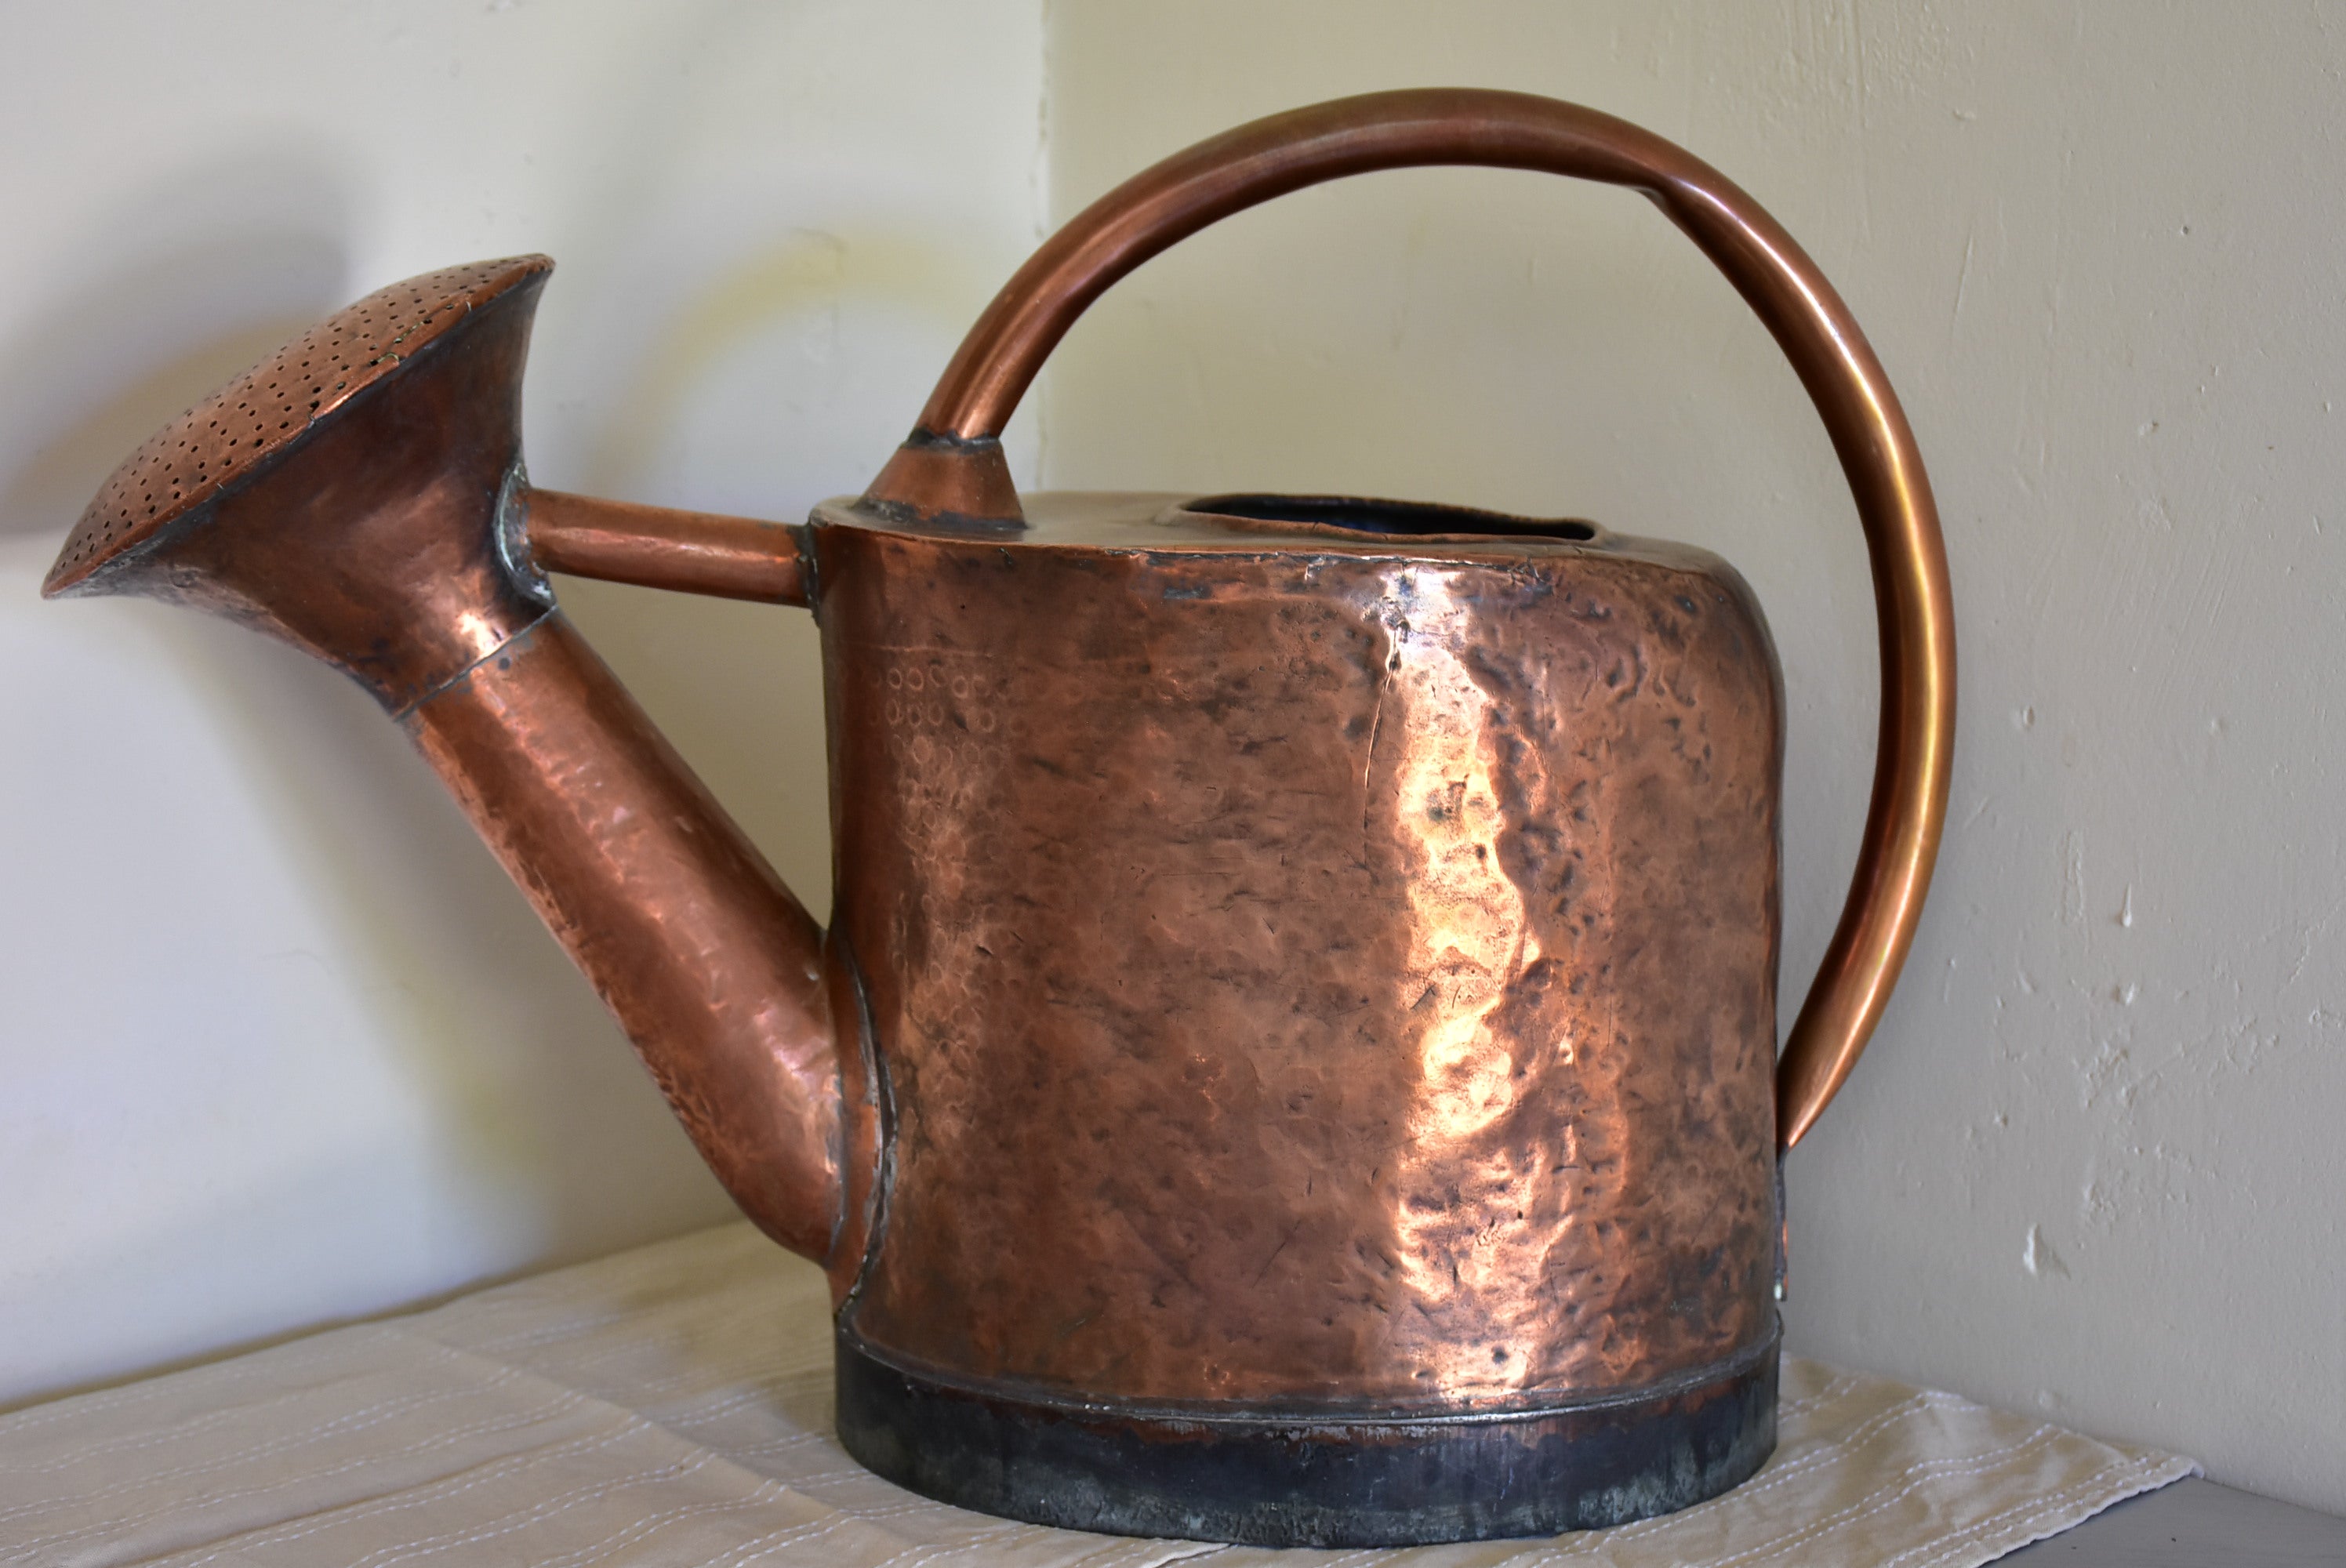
[1191,493,1599,543]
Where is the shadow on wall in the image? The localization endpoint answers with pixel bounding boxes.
[552,223,988,913]
[0,152,353,539]
[4,151,1018,1357]
[154,619,733,1251]
[568,227,976,481]
[0,149,737,1370]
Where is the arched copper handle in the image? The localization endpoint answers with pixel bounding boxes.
[866,88,1955,1152]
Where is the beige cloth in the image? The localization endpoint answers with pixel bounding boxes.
[1,1224,2193,1567]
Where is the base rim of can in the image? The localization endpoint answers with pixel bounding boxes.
[833,1323,1779,1547]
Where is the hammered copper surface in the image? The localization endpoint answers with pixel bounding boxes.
[46,266,554,710]
[406,615,838,1259]
[48,256,551,598]
[815,493,1781,1407]
[865,87,1955,1152]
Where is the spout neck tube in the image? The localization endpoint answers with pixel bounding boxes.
[402,612,842,1260]
[521,488,811,604]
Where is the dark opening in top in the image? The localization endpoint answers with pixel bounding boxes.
[1191,493,1597,543]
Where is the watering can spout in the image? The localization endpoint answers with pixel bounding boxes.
[43,257,851,1264]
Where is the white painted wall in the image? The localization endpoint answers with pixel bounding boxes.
[0,0,1043,1406]
[8,0,2341,1521]
[1038,1,2346,1514]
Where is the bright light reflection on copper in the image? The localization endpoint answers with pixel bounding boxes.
[1386,571,1551,1386]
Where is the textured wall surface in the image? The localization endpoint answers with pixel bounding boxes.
[0,0,1042,1407]
[1038,0,2345,1514]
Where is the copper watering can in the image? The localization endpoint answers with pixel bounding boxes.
[47,91,1952,1546]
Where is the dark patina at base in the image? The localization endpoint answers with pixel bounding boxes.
[834,1327,1779,1548]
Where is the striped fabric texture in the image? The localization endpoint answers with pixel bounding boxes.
[0,1224,2194,1567]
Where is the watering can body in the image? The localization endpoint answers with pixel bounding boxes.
[45,91,1953,1546]
[814,494,1785,1537]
